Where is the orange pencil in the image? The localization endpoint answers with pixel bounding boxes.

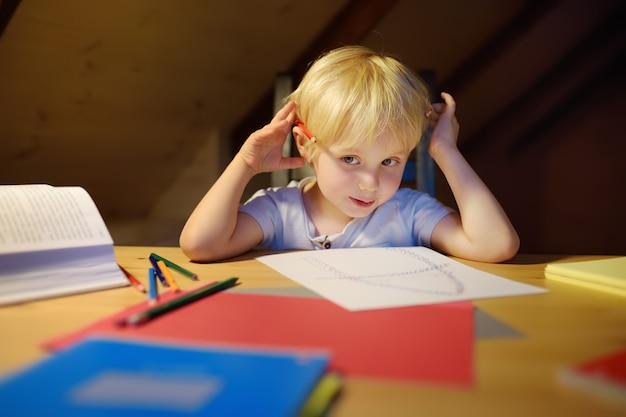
[156,259,180,292]
[294,119,317,143]
[118,264,146,293]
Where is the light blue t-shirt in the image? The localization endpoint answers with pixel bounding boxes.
[239,177,453,250]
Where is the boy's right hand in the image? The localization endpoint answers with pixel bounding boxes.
[237,101,305,176]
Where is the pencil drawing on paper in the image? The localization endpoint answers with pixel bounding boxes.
[257,246,547,311]
[299,247,465,295]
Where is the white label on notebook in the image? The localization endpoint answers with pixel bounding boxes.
[68,371,222,412]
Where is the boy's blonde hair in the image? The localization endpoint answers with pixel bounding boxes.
[287,45,431,159]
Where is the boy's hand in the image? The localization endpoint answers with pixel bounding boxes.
[428,92,460,158]
[237,101,305,175]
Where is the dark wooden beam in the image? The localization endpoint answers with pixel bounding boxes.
[231,0,397,153]
[441,0,557,95]
[461,5,625,155]
[288,0,398,84]
[507,7,626,157]
[0,0,21,38]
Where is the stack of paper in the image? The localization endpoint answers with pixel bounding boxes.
[544,257,626,297]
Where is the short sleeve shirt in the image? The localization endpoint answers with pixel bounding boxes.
[238,177,453,250]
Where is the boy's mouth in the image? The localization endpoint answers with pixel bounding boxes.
[350,197,375,208]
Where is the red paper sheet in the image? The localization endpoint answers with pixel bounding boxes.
[558,348,626,401]
[43,292,474,386]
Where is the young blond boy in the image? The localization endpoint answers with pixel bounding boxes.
[180,46,519,262]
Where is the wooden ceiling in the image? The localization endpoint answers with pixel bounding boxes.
[0,0,624,253]
[0,0,530,215]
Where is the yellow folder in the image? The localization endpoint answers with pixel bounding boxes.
[544,257,626,296]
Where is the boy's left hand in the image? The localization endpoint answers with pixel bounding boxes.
[428,92,460,157]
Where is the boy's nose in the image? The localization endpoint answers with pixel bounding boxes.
[358,171,379,192]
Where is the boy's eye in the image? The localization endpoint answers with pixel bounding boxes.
[342,156,359,165]
[382,158,398,167]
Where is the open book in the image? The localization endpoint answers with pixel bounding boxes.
[0,184,127,306]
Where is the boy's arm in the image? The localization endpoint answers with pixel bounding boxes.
[428,93,519,262]
[179,155,263,262]
[179,102,304,261]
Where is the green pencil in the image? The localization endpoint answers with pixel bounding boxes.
[150,252,199,281]
[124,277,238,326]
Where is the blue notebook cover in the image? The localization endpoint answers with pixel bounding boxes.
[0,337,329,417]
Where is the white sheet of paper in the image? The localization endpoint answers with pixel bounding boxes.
[257,247,547,311]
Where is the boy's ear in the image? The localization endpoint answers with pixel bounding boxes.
[292,127,310,159]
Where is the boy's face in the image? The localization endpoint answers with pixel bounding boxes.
[310,134,409,221]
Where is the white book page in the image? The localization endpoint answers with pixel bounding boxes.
[0,184,113,254]
[257,247,548,311]
[0,185,126,305]
[0,247,125,305]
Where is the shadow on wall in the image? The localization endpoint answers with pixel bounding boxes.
[107,128,228,247]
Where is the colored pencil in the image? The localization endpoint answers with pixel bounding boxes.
[294,118,316,142]
[148,255,168,286]
[124,277,238,326]
[150,252,199,281]
[157,259,179,292]
[118,264,145,293]
[148,268,158,305]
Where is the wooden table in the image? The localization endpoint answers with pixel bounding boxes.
[1,247,624,416]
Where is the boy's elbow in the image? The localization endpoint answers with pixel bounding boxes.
[179,239,199,262]
[179,233,238,263]
[179,233,212,263]
[464,231,520,263]
[488,232,520,263]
